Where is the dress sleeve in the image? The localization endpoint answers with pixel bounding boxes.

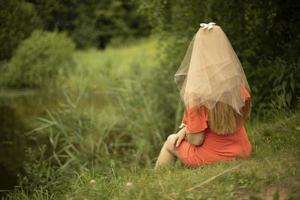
[181,105,208,134]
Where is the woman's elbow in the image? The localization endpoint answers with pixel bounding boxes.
[190,138,204,146]
[186,134,204,146]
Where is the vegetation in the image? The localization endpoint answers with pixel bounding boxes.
[0,0,42,61]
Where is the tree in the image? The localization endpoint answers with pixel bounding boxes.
[28,0,151,48]
[0,0,41,61]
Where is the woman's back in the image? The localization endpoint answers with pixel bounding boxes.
[177,84,252,167]
[178,112,252,167]
[202,125,251,158]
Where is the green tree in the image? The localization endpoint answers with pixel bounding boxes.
[28,0,151,48]
[0,0,41,61]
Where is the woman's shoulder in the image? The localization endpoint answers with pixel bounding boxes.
[184,105,207,118]
[183,105,208,134]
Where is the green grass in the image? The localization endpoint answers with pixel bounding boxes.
[65,38,159,92]
[6,110,300,200]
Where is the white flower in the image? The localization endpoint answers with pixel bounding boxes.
[126,182,133,187]
[89,179,96,185]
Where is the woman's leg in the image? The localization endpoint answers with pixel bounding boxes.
[155,134,178,169]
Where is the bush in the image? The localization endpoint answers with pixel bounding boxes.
[0,0,42,61]
[4,30,76,88]
[249,58,300,119]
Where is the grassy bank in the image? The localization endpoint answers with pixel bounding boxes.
[6,109,300,200]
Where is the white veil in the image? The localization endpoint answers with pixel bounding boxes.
[175,24,250,115]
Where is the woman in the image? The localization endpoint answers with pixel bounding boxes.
[155,23,252,169]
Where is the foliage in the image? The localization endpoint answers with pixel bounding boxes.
[3,30,76,88]
[27,0,151,48]
[249,58,300,119]
[136,0,300,117]
[17,92,115,192]
[115,77,171,166]
[15,86,155,192]
[0,0,42,61]
[17,146,64,194]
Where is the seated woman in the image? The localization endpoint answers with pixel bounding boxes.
[155,24,252,169]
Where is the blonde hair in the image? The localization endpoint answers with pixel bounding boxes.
[206,99,252,135]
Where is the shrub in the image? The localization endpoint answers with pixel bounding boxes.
[249,58,300,119]
[4,30,76,88]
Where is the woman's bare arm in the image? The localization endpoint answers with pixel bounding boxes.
[186,132,205,146]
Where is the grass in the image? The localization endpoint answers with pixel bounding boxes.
[6,109,300,200]
[65,38,159,92]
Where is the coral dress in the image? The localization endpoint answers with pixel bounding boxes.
[177,85,252,168]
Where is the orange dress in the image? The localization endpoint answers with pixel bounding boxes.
[177,84,252,168]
